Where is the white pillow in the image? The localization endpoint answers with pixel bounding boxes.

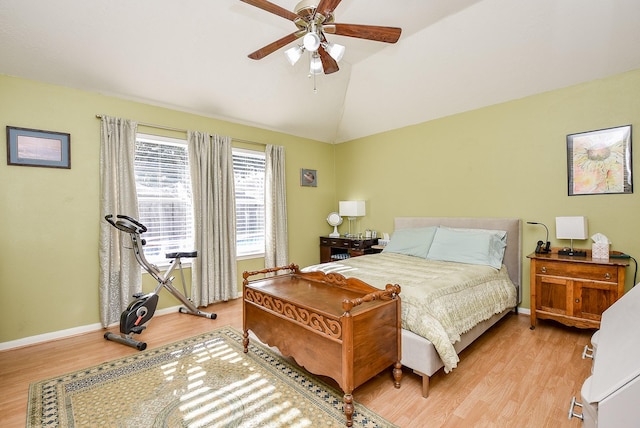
[426,226,507,269]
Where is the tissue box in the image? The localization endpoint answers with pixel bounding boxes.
[592,243,610,260]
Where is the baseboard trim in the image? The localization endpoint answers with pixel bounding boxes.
[0,305,182,351]
[1,300,528,351]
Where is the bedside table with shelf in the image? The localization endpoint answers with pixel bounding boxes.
[319,236,380,263]
[528,251,630,330]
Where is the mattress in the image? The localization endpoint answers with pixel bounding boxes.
[302,252,518,372]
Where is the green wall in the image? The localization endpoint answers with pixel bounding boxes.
[335,68,640,309]
[3,68,640,344]
[0,75,336,343]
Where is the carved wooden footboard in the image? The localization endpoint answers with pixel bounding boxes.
[242,264,402,427]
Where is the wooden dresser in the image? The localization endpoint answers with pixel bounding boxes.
[319,236,380,263]
[528,251,629,329]
[242,264,402,427]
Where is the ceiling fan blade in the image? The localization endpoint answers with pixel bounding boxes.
[318,46,339,74]
[240,0,299,22]
[315,0,342,19]
[248,31,304,60]
[324,23,402,43]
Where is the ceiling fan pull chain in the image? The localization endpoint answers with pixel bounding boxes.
[313,69,318,94]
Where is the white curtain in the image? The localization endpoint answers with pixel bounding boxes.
[265,144,289,268]
[98,115,140,327]
[188,131,238,304]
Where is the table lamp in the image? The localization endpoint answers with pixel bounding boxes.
[556,216,588,257]
[527,221,551,253]
[339,201,365,238]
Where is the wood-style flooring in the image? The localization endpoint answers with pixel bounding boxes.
[0,299,592,427]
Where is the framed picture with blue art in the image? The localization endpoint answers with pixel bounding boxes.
[6,126,71,169]
[567,125,632,195]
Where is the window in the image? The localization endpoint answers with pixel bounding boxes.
[134,134,193,265]
[233,148,265,258]
[133,136,266,263]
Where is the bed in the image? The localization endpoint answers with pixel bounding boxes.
[302,217,522,397]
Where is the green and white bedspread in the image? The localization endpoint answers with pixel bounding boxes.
[302,252,517,372]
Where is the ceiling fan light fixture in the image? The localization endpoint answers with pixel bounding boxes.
[323,42,345,62]
[309,54,323,75]
[243,0,403,84]
[284,45,304,65]
[302,31,321,52]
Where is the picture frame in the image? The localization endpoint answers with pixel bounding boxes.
[300,168,317,187]
[6,126,71,169]
[567,125,632,196]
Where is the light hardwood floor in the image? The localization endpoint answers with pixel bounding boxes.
[0,299,592,427]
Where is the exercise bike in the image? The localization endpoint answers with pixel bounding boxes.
[104,214,216,350]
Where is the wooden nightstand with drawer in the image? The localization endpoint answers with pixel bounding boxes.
[528,251,629,329]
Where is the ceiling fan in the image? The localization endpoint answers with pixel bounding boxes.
[240,0,402,75]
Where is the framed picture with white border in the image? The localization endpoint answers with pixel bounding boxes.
[567,125,632,195]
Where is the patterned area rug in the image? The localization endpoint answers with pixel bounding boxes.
[27,326,397,427]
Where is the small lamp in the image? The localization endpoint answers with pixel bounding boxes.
[339,201,366,238]
[284,45,304,65]
[309,53,323,75]
[527,221,550,254]
[302,31,321,52]
[322,41,345,62]
[556,216,588,257]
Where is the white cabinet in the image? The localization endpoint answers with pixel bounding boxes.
[569,284,640,427]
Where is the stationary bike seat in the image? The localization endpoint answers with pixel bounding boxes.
[166,251,197,259]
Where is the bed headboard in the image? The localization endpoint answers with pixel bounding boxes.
[394,217,522,304]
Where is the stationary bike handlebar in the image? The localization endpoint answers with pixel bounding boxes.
[105,214,160,281]
[105,214,147,234]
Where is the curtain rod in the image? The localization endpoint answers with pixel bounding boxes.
[95,114,265,146]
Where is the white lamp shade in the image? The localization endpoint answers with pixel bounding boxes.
[555,216,588,239]
[339,200,366,217]
[284,45,304,65]
[303,32,321,52]
[324,42,345,62]
[309,55,323,74]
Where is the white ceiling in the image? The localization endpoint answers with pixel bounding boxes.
[1,0,640,143]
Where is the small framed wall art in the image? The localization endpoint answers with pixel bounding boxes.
[6,126,71,169]
[300,168,317,187]
[567,125,632,195]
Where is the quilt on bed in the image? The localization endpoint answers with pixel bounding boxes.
[302,252,517,372]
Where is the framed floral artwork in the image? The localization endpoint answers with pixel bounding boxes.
[567,125,632,195]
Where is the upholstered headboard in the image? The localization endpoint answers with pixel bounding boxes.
[394,217,522,304]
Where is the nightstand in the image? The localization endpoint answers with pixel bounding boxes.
[319,236,379,263]
[528,251,630,329]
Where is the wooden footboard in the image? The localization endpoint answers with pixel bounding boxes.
[242,265,402,426]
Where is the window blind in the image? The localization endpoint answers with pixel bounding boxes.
[233,149,265,257]
[134,134,194,264]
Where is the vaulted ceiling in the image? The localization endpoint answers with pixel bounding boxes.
[1,0,640,143]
